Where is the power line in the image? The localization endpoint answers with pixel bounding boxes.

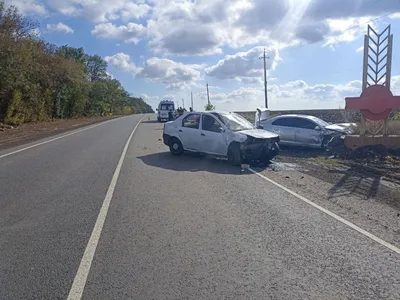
[343,12,394,33]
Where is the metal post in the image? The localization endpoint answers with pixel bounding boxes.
[182,98,185,109]
[384,31,393,136]
[263,49,268,109]
[362,35,369,91]
[206,83,210,105]
[259,49,269,108]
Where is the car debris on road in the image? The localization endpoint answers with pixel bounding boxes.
[162,111,280,166]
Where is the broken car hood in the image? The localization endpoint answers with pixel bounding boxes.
[325,123,356,134]
[237,129,279,139]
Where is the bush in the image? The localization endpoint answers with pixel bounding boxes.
[5,90,24,125]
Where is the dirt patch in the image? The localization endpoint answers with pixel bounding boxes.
[0,116,121,151]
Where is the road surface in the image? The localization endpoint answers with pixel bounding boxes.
[0,115,399,300]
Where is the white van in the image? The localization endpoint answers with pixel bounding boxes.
[157,100,175,122]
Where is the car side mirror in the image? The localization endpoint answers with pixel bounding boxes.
[257,125,264,129]
[314,125,321,131]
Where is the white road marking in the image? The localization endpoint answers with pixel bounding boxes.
[0,116,128,159]
[249,168,400,255]
[67,116,145,300]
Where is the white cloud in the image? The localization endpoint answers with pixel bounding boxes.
[104,53,137,72]
[146,0,400,55]
[137,57,201,90]
[356,46,364,52]
[390,13,400,19]
[91,22,146,44]
[147,0,240,55]
[120,2,151,22]
[5,0,47,15]
[46,22,74,34]
[192,78,364,111]
[46,0,150,23]
[205,46,280,81]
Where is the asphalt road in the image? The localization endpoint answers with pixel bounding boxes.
[0,115,399,300]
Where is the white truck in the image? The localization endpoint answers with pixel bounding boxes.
[157,100,175,122]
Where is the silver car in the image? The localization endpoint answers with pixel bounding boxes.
[259,114,355,148]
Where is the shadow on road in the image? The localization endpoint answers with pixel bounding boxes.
[141,120,161,124]
[137,151,256,175]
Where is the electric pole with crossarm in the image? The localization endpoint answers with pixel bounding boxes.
[259,48,269,109]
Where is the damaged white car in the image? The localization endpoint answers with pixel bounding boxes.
[163,111,280,165]
[257,114,356,149]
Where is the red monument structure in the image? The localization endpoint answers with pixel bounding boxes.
[345,25,400,149]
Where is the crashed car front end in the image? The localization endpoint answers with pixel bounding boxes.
[322,123,356,148]
[235,129,280,164]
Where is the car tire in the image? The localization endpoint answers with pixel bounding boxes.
[169,138,184,156]
[227,143,241,166]
[266,141,280,162]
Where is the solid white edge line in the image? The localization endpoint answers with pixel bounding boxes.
[67,116,146,300]
[0,116,128,159]
[248,167,400,255]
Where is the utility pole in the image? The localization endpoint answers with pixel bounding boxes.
[182,98,185,109]
[206,83,210,105]
[259,48,269,108]
[191,92,194,109]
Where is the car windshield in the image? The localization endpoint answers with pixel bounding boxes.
[160,104,174,111]
[216,112,255,132]
[312,117,330,128]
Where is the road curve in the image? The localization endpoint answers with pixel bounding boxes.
[0,116,399,300]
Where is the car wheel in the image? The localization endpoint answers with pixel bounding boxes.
[227,144,241,166]
[265,141,280,162]
[169,138,184,156]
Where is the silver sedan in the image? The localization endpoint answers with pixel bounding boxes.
[259,114,355,148]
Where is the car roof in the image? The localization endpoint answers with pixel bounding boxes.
[272,114,321,121]
[188,110,233,114]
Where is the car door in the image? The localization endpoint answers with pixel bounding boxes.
[199,114,228,155]
[292,117,323,147]
[268,117,296,145]
[178,113,202,151]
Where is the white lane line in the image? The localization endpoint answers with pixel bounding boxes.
[0,116,129,159]
[249,168,400,255]
[67,116,145,300]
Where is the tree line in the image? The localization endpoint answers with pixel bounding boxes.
[0,1,154,125]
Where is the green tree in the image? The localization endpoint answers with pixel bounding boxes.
[85,55,107,82]
[204,103,215,111]
[0,0,153,124]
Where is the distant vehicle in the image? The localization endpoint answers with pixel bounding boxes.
[163,111,280,165]
[157,100,175,122]
[259,114,356,148]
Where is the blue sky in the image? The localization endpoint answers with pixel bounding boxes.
[6,0,400,111]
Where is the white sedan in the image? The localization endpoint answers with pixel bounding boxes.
[162,111,280,165]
